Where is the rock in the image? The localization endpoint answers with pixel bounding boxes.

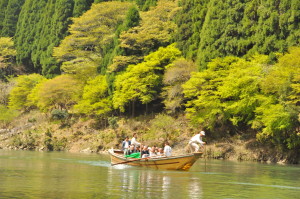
[81,148,92,153]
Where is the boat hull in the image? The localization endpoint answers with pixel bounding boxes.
[108,149,202,171]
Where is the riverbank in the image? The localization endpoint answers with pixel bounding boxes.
[0,111,299,164]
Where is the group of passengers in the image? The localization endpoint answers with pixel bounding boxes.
[121,133,172,158]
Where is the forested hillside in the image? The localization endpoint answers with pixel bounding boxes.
[0,0,299,155]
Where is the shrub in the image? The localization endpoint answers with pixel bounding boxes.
[51,109,69,120]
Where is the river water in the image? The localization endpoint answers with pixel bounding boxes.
[0,150,299,199]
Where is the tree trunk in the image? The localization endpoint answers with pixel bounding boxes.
[132,100,135,118]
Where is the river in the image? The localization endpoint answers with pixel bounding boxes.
[0,150,299,198]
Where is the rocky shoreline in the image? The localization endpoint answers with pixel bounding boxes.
[0,112,299,165]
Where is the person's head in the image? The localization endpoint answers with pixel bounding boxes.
[165,141,169,146]
[136,145,140,151]
[158,148,163,153]
[143,145,148,150]
[133,133,137,138]
[125,136,129,141]
[200,131,205,137]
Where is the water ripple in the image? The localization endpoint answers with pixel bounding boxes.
[226,182,300,190]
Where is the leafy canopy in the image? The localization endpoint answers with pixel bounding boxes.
[113,44,181,112]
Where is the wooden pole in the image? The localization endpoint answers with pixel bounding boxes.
[204,144,207,172]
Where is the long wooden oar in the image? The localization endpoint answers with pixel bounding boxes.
[112,157,148,166]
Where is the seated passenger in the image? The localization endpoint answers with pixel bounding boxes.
[141,145,150,158]
[126,145,136,156]
[136,145,141,152]
[157,148,164,156]
[149,146,157,158]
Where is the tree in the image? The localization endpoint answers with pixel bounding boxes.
[1,0,25,37]
[0,0,9,33]
[253,47,300,149]
[8,74,45,110]
[162,59,197,114]
[15,0,48,72]
[99,5,141,79]
[174,0,209,60]
[74,75,112,116]
[183,55,267,133]
[0,37,16,77]
[119,0,178,58]
[113,44,181,114]
[53,1,133,79]
[33,0,75,77]
[37,75,82,111]
[73,0,93,17]
[0,104,18,126]
[14,0,93,76]
[0,80,13,105]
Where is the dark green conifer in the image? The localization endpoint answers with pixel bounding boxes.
[73,0,93,17]
[1,0,25,37]
[0,0,9,33]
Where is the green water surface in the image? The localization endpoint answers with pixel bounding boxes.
[0,150,299,199]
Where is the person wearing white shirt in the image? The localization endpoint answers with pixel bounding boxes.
[189,131,206,152]
[131,133,141,148]
[164,141,172,157]
[122,136,131,155]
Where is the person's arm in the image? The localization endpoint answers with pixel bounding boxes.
[131,138,140,146]
[197,136,205,146]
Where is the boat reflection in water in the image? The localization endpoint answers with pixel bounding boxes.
[107,166,203,198]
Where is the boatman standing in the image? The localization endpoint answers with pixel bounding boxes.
[131,133,141,148]
[188,131,206,152]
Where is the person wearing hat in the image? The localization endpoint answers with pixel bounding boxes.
[188,131,206,152]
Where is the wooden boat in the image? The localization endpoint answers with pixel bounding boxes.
[108,149,202,171]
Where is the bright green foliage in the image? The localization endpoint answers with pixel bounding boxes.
[119,0,178,58]
[99,5,141,73]
[36,75,81,111]
[53,1,133,79]
[26,78,47,108]
[0,37,16,71]
[1,0,25,37]
[253,47,300,149]
[61,58,98,82]
[74,75,112,116]
[0,104,18,125]
[183,56,267,131]
[162,59,196,114]
[8,74,46,110]
[113,44,181,112]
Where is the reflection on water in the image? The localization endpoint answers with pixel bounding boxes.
[106,166,203,199]
[0,150,300,199]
